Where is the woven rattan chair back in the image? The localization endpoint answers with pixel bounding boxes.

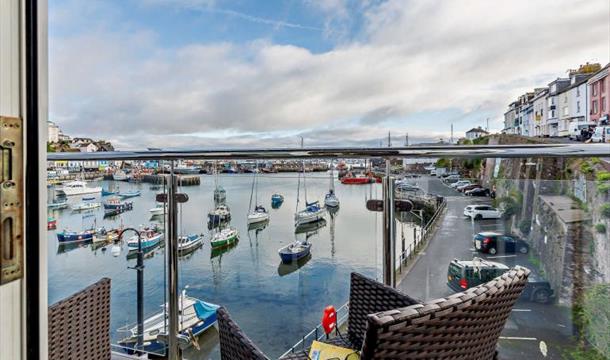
[48,278,111,360]
[361,266,530,359]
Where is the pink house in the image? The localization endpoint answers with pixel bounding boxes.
[588,63,610,125]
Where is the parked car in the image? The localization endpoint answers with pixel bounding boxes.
[463,205,502,220]
[458,183,482,193]
[591,126,610,143]
[447,259,554,304]
[569,124,593,141]
[465,187,491,196]
[473,232,529,255]
[451,180,471,189]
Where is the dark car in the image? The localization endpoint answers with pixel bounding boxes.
[447,259,554,304]
[473,232,529,255]
[458,184,482,193]
[465,187,491,196]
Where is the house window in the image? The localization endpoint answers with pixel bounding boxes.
[577,101,580,113]
[602,97,606,112]
[602,81,606,93]
[592,100,598,114]
[563,107,569,116]
[577,87,580,97]
[593,83,598,96]
[564,95,568,103]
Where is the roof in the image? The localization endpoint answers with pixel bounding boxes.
[539,195,591,223]
[466,127,489,134]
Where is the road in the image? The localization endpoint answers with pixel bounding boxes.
[397,176,575,359]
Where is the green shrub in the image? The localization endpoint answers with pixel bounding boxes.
[602,204,610,219]
[596,171,610,182]
[436,158,449,168]
[591,157,601,165]
[498,196,518,217]
[579,284,610,358]
[597,183,610,194]
[580,162,594,174]
[595,223,607,234]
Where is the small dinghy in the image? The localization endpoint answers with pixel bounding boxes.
[149,203,167,216]
[119,190,141,199]
[101,188,118,196]
[271,194,284,208]
[278,240,312,263]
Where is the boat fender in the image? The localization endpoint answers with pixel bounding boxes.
[321,305,337,336]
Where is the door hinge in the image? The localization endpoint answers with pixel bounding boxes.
[0,116,24,285]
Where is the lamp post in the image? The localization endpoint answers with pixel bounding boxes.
[119,227,144,353]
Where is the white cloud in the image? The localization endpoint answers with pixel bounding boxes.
[49,0,610,149]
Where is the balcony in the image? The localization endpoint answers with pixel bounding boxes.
[45,144,610,360]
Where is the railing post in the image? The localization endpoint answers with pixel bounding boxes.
[382,159,396,287]
[167,161,180,360]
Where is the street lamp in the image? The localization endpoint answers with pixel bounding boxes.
[119,227,144,354]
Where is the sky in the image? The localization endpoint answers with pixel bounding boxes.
[49,0,610,150]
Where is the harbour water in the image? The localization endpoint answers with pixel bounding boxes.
[47,173,418,359]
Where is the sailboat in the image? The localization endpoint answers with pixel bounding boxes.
[294,138,325,229]
[324,161,340,208]
[213,161,226,203]
[247,162,270,225]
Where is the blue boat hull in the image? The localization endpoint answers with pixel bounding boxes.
[57,232,94,243]
[279,243,312,263]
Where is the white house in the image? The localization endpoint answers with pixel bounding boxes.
[465,127,489,140]
[545,78,571,137]
[532,88,548,137]
[565,72,594,137]
[47,121,60,142]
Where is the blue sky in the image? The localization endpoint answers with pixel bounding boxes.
[49,0,609,149]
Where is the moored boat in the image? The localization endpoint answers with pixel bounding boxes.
[47,200,69,209]
[210,228,239,248]
[55,180,102,196]
[208,205,231,224]
[149,203,167,216]
[324,164,340,208]
[247,167,270,224]
[101,188,118,196]
[93,227,121,243]
[339,173,374,184]
[113,170,129,181]
[178,234,203,255]
[57,228,96,243]
[119,190,141,199]
[118,292,219,354]
[72,201,101,211]
[271,194,284,208]
[47,217,57,230]
[103,197,133,211]
[278,240,312,263]
[127,227,164,251]
[295,201,326,227]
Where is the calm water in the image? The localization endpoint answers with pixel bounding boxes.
[47,173,416,359]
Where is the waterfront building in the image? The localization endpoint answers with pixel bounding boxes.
[545,78,571,137]
[503,101,517,134]
[465,126,489,140]
[532,88,548,137]
[588,63,610,126]
[558,70,595,137]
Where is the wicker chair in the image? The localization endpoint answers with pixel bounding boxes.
[217,267,529,360]
[48,278,111,360]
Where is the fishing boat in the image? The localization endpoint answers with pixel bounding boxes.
[72,201,101,211]
[247,165,270,224]
[294,138,326,228]
[47,199,69,209]
[278,240,312,263]
[178,234,203,255]
[118,291,219,354]
[149,203,167,216]
[55,180,102,196]
[210,228,239,248]
[57,228,96,243]
[103,197,133,211]
[101,188,118,196]
[208,205,231,224]
[113,170,129,181]
[93,227,120,243]
[127,227,164,251]
[47,217,57,230]
[119,190,141,199]
[324,164,339,208]
[340,173,374,185]
[271,194,284,208]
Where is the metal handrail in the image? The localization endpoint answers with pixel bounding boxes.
[47,143,610,161]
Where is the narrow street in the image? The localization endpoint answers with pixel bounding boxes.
[397,176,576,359]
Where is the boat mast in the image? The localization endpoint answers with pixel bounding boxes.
[301,137,307,204]
[329,161,334,191]
[248,166,255,212]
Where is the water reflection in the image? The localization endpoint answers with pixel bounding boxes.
[277,254,313,277]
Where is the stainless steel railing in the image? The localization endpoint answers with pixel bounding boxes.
[46,144,609,360]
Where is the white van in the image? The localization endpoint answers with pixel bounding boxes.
[569,124,592,141]
[591,126,610,143]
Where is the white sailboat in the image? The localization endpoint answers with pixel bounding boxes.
[294,138,325,228]
[247,162,270,225]
[324,161,339,208]
[213,161,226,203]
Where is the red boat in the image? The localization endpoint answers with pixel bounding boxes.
[340,173,374,185]
[47,217,57,230]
